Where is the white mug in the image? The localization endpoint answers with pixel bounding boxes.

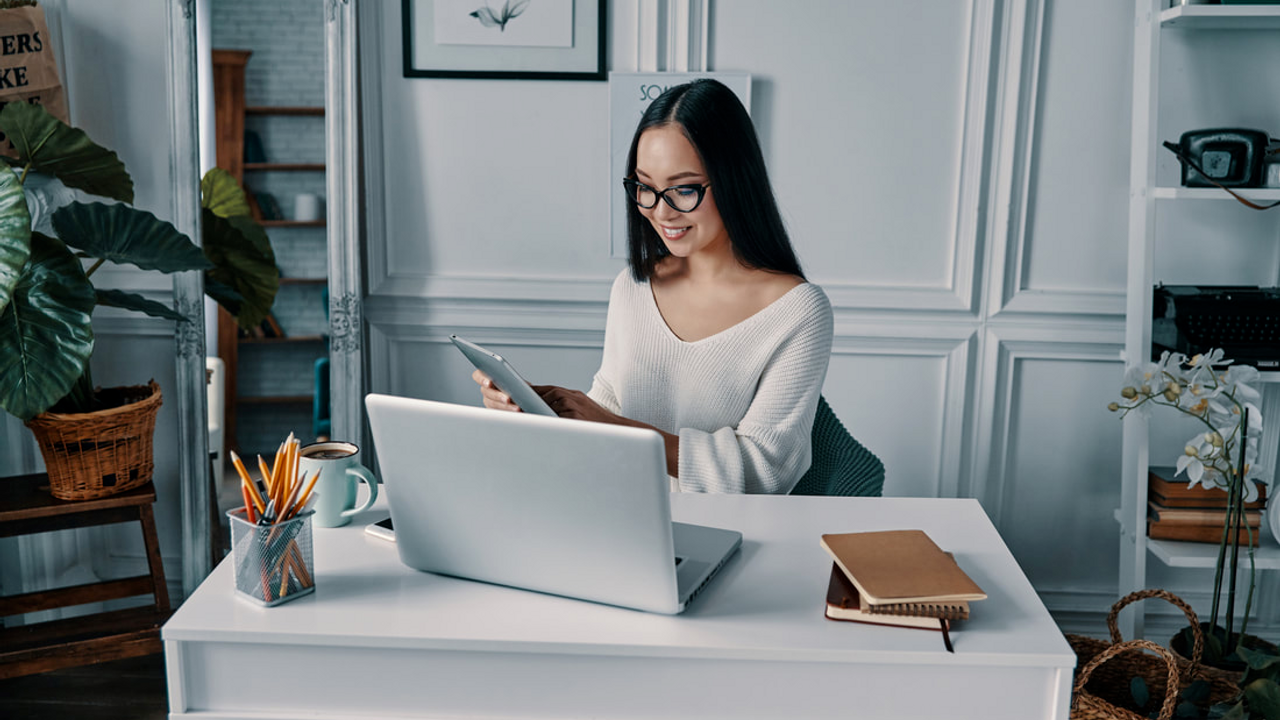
[298,441,378,528]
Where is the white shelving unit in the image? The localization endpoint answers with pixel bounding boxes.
[1117,0,1280,640]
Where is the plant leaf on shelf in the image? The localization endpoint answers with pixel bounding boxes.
[95,288,189,322]
[0,232,94,420]
[201,167,252,218]
[50,202,212,273]
[202,208,278,330]
[0,164,31,315]
[203,276,245,317]
[0,101,133,203]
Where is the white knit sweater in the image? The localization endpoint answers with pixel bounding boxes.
[587,270,834,494]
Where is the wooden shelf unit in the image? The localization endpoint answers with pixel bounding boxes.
[261,219,325,228]
[245,105,324,116]
[213,49,329,455]
[0,473,171,680]
[244,162,326,173]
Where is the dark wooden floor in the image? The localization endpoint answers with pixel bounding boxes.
[0,652,168,720]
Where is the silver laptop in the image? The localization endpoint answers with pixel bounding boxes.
[364,393,742,614]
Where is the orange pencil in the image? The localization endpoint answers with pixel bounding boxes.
[292,470,321,518]
[280,470,308,520]
[269,440,285,490]
[241,484,258,523]
[229,451,253,489]
[240,473,265,515]
[257,455,277,509]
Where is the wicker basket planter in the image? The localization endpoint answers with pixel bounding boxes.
[24,380,163,501]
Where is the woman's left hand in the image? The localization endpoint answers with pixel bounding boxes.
[532,385,619,424]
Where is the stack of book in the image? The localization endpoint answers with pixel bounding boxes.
[1147,466,1266,546]
[820,529,987,651]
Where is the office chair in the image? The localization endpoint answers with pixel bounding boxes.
[790,396,885,497]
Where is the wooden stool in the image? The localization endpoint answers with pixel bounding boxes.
[0,472,171,680]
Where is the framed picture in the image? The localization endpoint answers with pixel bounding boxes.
[402,0,606,80]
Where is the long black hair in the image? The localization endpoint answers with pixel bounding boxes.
[624,79,805,281]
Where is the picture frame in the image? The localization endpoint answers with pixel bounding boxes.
[402,0,606,81]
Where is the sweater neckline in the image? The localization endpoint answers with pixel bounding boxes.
[643,277,812,346]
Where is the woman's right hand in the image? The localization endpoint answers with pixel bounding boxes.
[472,369,522,412]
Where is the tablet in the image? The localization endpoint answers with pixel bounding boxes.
[449,335,558,417]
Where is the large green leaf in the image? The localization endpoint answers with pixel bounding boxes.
[228,214,274,260]
[1243,678,1280,719]
[202,208,278,330]
[0,166,31,315]
[203,276,244,317]
[201,167,252,218]
[0,102,133,203]
[95,288,189,322]
[51,202,212,273]
[0,233,95,420]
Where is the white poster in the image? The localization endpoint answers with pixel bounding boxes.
[434,0,574,48]
[608,72,752,258]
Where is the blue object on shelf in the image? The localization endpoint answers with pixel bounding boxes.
[313,356,331,441]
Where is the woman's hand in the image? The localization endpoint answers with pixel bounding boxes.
[532,385,619,423]
[533,384,681,477]
[472,369,522,412]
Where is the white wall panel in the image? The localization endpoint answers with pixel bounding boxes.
[980,332,1125,594]
[822,341,969,501]
[1021,0,1132,297]
[711,1,974,294]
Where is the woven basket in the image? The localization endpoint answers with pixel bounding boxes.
[1169,621,1280,687]
[1066,589,1239,718]
[1071,639,1180,720]
[25,380,163,501]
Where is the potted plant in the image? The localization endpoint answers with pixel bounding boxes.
[0,101,277,500]
[1110,349,1280,719]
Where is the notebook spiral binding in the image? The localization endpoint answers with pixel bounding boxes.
[864,603,969,620]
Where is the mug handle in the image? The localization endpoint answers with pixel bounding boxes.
[339,465,379,517]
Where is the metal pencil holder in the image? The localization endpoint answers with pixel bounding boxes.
[227,508,316,606]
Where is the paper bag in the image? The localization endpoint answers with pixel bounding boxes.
[0,4,67,156]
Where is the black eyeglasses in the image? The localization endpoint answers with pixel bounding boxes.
[622,178,711,213]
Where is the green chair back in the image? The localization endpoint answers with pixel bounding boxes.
[790,396,885,497]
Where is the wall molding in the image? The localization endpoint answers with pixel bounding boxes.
[972,326,1123,529]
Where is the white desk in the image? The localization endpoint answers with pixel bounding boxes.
[164,495,1075,719]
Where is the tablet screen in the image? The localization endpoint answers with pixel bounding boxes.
[449,335,558,417]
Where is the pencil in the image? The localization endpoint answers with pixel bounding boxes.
[280,470,308,520]
[257,455,276,511]
[238,465,265,513]
[293,471,321,517]
[243,485,259,523]
[269,441,285,493]
[229,451,254,489]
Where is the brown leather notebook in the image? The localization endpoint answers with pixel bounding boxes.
[825,564,966,627]
[820,529,986,606]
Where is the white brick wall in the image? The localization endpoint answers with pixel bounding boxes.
[211,0,324,107]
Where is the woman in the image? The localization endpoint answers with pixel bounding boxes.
[476,79,833,494]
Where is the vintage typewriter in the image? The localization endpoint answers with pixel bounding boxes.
[1152,285,1280,369]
